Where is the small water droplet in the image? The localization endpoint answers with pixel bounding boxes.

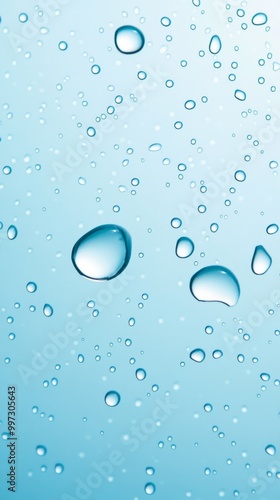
[190,348,206,363]
[234,89,246,101]
[43,304,53,317]
[146,467,155,475]
[266,224,279,235]
[36,445,47,456]
[149,143,162,152]
[26,282,37,293]
[78,354,84,363]
[209,35,222,54]
[235,170,246,182]
[212,349,223,359]
[145,482,156,495]
[265,444,276,456]
[175,237,194,258]
[269,161,278,169]
[58,41,68,51]
[54,463,64,474]
[72,225,131,281]
[87,127,96,137]
[161,17,171,27]
[7,225,18,240]
[252,13,268,26]
[105,390,121,407]
[171,217,182,229]
[185,100,196,110]
[115,25,145,54]
[190,265,240,306]
[91,64,101,74]
[251,245,272,275]
[136,368,146,381]
[2,166,12,175]
[204,403,213,412]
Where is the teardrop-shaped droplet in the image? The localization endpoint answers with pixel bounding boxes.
[190,348,206,363]
[265,444,276,456]
[175,237,194,258]
[71,224,131,281]
[104,390,121,407]
[209,35,222,54]
[190,265,240,306]
[252,13,268,26]
[251,245,272,275]
[43,304,53,317]
[114,25,145,54]
[7,225,18,240]
[234,89,246,101]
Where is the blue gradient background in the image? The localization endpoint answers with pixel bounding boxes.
[1,1,280,499]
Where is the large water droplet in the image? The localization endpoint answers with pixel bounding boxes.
[71,225,131,281]
[252,13,268,26]
[175,237,194,258]
[105,390,121,407]
[209,35,222,54]
[115,25,145,54]
[265,444,276,456]
[190,265,240,306]
[251,245,272,275]
[190,348,206,363]
[7,225,18,240]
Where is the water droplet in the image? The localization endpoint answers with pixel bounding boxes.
[175,237,195,258]
[19,13,28,23]
[190,266,240,306]
[185,100,196,110]
[235,170,246,182]
[91,64,101,74]
[58,41,68,51]
[78,354,84,363]
[146,467,155,475]
[36,445,47,456]
[87,127,96,137]
[2,166,12,175]
[251,245,272,275]
[260,373,270,381]
[26,282,37,293]
[43,304,53,317]
[105,390,121,407]
[171,217,182,229]
[252,13,268,26]
[54,463,64,474]
[145,482,156,495]
[234,89,246,101]
[209,35,222,54]
[149,143,162,152]
[190,348,206,363]
[269,161,278,169]
[266,224,279,235]
[161,17,171,27]
[71,224,131,281]
[7,225,18,240]
[136,368,146,381]
[265,444,276,456]
[213,349,223,359]
[114,25,145,54]
[210,223,219,233]
[204,403,213,412]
